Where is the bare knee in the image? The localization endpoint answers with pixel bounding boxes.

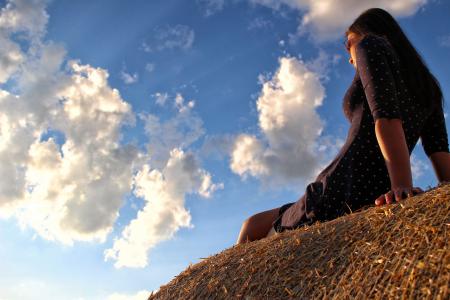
[236,218,252,244]
[236,208,279,244]
[266,226,278,238]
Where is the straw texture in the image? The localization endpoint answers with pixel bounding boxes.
[148,181,450,300]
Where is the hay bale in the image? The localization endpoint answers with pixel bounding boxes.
[148,182,450,299]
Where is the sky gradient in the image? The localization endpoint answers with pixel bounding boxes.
[0,0,449,299]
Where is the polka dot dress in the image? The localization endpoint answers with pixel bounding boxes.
[272,34,449,233]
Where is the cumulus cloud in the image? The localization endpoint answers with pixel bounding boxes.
[103,91,222,268]
[152,92,169,106]
[104,149,223,268]
[142,24,195,52]
[230,55,345,188]
[0,0,222,268]
[0,48,140,244]
[120,68,138,84]
[0,0,49,83]
[0,34,24,83]
[0,0,48,39]
[250,0,428,42]
[174,93,195,113]
[140,94,203,169]
[304,49,341,82]
[198,133,236,160]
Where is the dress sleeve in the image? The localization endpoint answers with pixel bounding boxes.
[355,35,402,121]
[420,103,449,156]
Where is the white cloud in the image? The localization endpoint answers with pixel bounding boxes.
[0,0,49,40]
[174,93,195,113]
[140,95,204,169]
[230,55,343,188]
[152,92,169,106]
[198,133,236,160]
[0,0,49,84]
[231,134,269,178]
[104,92,222,268]
[196,0,225,16]
[142,24,195,52]
[304,49,341,82]
[250,0,428,42]
[0,34,24,83]
[120,70,138,84]
[0,51,140,244]
[0,0,222,269]
[104,148,223,268]
[107,290,154,300]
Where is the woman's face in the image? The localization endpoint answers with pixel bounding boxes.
[345,31,364,69]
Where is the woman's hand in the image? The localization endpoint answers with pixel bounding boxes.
[374,186,424,206]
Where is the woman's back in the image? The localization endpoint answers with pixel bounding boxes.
[275,34,449,231]
[354,34,448,157]
[238,8,450,242]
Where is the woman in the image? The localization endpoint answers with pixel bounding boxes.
[236,7,450,244]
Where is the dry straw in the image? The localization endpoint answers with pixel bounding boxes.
[148,181,450,300]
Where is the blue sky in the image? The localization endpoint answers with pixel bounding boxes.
[0,0,449,299]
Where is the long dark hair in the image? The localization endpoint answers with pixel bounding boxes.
[346,7,444,113]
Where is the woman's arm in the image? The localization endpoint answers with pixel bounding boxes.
[429,152,450,183]
[373,118,424,205]
[353,35,413,188]
[353,35,423,204]
[374,118,413,188]
[419,98,449,183]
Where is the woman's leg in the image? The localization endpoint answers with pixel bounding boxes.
[236,206,280,245]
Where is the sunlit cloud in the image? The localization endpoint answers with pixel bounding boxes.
[230,54,344,189]
[120,65,139,84]
[0,0,221,269]
[250,0,428,42]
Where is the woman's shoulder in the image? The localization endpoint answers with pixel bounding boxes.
[356,33,393,52]
[355,33,399,63]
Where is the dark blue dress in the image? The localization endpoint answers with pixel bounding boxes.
[272,34,449,233]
